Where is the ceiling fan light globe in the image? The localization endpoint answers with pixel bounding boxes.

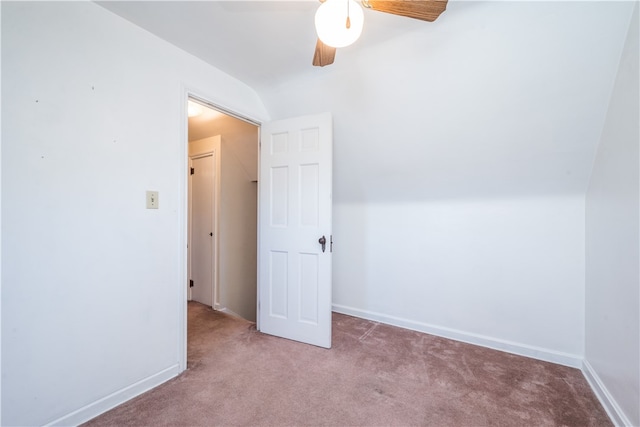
[315,0,364,48]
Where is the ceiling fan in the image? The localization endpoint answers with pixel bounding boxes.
[312,0,448,67]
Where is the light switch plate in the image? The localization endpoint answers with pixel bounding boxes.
[146,191,159,209]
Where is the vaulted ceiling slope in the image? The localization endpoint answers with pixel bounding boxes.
[98,1,637,202]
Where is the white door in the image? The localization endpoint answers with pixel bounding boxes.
[258,113,333,348]
[190,153,215,307]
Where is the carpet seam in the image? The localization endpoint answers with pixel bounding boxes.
[358,322,379,341]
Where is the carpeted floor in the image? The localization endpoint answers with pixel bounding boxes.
[84,301,611,426]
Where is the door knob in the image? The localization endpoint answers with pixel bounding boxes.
[318,235,326,253]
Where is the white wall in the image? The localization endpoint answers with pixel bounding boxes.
[258,1,633,366]
[1,2,267,426]
[219,139,258,322]
[585,4,639,426]
[333,197,586,364]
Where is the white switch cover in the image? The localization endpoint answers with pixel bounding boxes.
[146,191,159,209]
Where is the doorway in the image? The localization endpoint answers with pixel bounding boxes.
[181,101,334,370]
[187,97,259,329]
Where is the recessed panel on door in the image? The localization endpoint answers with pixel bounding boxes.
[271,132,289,155]
[299,164,319,227]
[270,166,288,227]
[298,253,319,324]
[300,128,319,152]
[269,251,288,319]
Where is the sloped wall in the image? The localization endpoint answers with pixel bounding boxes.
[585,4,640,426]
[1,2,267,425]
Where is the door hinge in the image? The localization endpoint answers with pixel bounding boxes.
[189,279,194,288]
[190,167,195,175]
[330,235,333,252]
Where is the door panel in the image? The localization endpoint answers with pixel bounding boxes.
[190,154,215,307]
[259,113,332,348]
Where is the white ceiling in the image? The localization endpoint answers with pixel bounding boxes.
[96,0,453,93]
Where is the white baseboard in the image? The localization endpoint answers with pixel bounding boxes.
[217,306,244,319]
[332,304,582,368]
[582,360,632,427]
[45,364,182,427]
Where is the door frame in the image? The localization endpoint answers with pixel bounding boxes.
[179,89,262,371]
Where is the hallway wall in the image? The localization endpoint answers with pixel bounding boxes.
[219,139,258,321]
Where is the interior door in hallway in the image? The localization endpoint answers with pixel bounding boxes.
[259,112,333,348]
[190,153,215,307]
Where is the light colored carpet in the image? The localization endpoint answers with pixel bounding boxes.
[84,301,611,426]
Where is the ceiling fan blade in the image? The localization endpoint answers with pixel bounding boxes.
[312,38,336,67]
[365,0,448,22]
